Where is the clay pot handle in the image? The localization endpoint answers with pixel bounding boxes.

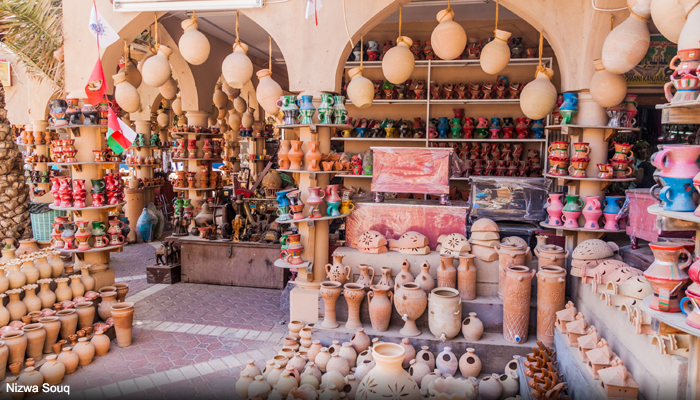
[625,166,634,177]
[529,269,536,279]
[368,267,375,284]
[367,291,374,304]
[534,247,540,258]
[564,250,570,259]
[669,54,681,70]
[344,265,352,281]
[568,165,576,176]
[664,81,675,103]
[325,263,332,279]
[387,290,393,305]
[679,248,693,269]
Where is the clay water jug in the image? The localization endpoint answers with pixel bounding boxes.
[428,288,462,341]
[56,309,78,340]
[457,254,477,300]
[343,283,365,330]
[80,267,95,292]
[430,8,467,60]
[73,337,95,366]
[288,140,304,170]
[437,255,456,288]
[520,67,557,120]
[645,242,691,312]
[112,72,140,113]
[57,347,79,374]
[278,140,291,169]
[602,0,651,74]
[0,342,7,381]
[22,284,41,312]
[320,281,342,329]
[346,67,374,109]
[40,354,65,385]
[142,45,173,87]
[535,244,568,270]
[325,254,351,284]
[98,291,118,320]
[6,288,26,321]
[222,42,253,88]
[382,36,416,84]
[70,275,85,298]
[356,343,421,399]
[395,260,415,288]
[415,261,435,292]
[48,251,64,277]
[21,257,39,284]
[111,302,135,347]
[536,266,567,346]
[0,294,9,327]
[481,29,511,74]
[582,196,603,230]
[545,193,565,226]
[377,267,394,289]
[54,277,72,302]
[394,283,428,337]
[75,301,95,330]
[179,16,210,65]
[5,261,24,289]
[256,69,283,114]
[305,141,322,172]
[495,243,530,300]
[462,312,484,341]
[22,323,45,361]
[590,59,627,107]
[503,266,535,343]
[2,331,27,368]
[368,284,393,332]
[34,254,52,280]
[355,264,375,289]
[39,316,60,354]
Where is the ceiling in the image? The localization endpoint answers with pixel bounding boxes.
[164,0,518,63]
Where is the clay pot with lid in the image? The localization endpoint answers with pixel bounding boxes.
[535,244,569,270]
[39,316,60,354]
[571,239,617,277]
[503,266,536,344]
[2,331,27,368]
[457,254,477,300]
[537,266,567,347]
[344,283,365,330]
[40,354,65,385]
[22,323,46,361]
[356,343,421,399]
[495,243,531,300]
[428,288,462,341]
[394,283,427,337]
[56,309,78,340]
[368,284,393,332]
[111,302,135,347]
[57,347,79,374]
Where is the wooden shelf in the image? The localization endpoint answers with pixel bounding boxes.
[430,99,520,105]
[546,124,639,140]
[331,137,426,142]
[172,158,224,162]
[275,214,348,224]
[647,204,700,225]
[48,162,118,166]
[543,173,636,189]
[657,101,700,124]
[129,145,157,149]
[344,57,553,69]
[173,186,222,191]
[277,124,353,132]
[539,221,625,234]
[171,131,223,137]
[126,164,157,168]
[47,124,107,131]
[274,259,310,269]
[430,138,546,142]
[49,202,125,217]
[643,295,700,337]
[60,244,124,254]
[335,174,372,178]
[276,169,353,174]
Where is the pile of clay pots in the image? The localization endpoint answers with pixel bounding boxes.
[236,324,522,400]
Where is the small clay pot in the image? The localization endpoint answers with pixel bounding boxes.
[9,362,20,376]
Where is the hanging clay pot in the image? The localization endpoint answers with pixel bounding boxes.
[234,96,247,114]
[382,36,416,85]
[256,69,283,114]
[120,59,142,89]
[431,9,467,60]
[520,67,557,120]
[172,95,183,115]
[142,45,173,88]
[357,343,421,399]
[179,16,210,65]
[602,0,651,74]
[222,42,253,88]
[651,0,686,43]
[157,110,169,127]
[679,0,700,50]
[159,77,178,100]
[346,67,374,109]
[242,107,255,129]
[590,59,627,108]
[113,72,140,113]
[481,29,512,74]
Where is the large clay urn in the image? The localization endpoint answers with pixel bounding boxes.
[535,244,568,270]
[278,140,291,170]
[503,266,535,343]
[38,316,60,354]
[6,288,27,321]
[22,323,46,361]
[428,288,462,341]
[325,253,351,284]
[495,243,530,300]
[536,266,567,347]
[2,331,27,368]
[111,302,135,347]
[644,242,691,312]
[480,29,512,74]
[39,354,65,385]
[256,69,283,114]
[520,67,557,119]
[382,36,416,84]
[457,254,477,300]
[75,301,95,330]
[0,342,7,381]
[56,309,78,340]
[589,59,627,108]
[437,255,456,289]
[288,140,304,170]
[357,343,421,400]
[222,42,253,88]
[368,284,393,332]
[142,45,173,88]
[394,283,427,337]
[430,9,467,60]
[320,281,343,329]
[179,16,210,65]
[113,72,140,113]
[57,347,79,374]
[343,283,365,330]
[651,0,686,43]
[602,0,651,74]
[346,67,374,109]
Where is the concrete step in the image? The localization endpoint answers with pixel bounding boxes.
[310,323,537,375]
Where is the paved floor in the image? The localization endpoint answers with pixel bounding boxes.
[34,242,288,400]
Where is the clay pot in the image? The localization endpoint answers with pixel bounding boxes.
[480,29,512,74]
[436,347,458,376]
[288,140,304,170]
[73,337,95,366]
[315,347,332,373]
[113,72,141,113]
[236,371,254,398]
[536,266,567,346]
[179,16,210,65]
[114,282,129,302]
[428,288,462,341]
[56,309,78,340]
[34,255,52,280]
[355,358,376,382]
[6,288,27,321]
[356,343,420,399]
[54,278,72,302]
[22,323,46,361]
[36,279,56,309]
[520,67,557,120]
[326,253,351,284]
[98,291,118,320]
[57,347,79,374]
[457,254,477,300]
[461,312,484,342]
[16,239,40,256]
[288,320,304,338]
[75,301,95,330]
[382,36,416,85]
[495,243,530,300]
[351,328,371,354]
[430,8,467,60]
[0,342,7,381]
[395,260,415,288]
[111,302,135,347]
[222,42,253,88]
[36,316,60,355]
[142,45,173,88]
[479,374,503,400]
[535,244,569,270]
[399,338,415,369]
[22,284,41,313]
[459,348,482,378]
[242,359,263,378]
[320,281,342,329]
[368,284,393,332]
[0,295,8,327]
[650,0,686,43]
[339,342,357,368]
[48,251,64,278]
[344,283,365,330]
[498,373,519,399]
[414,262,435,292]
[90,331,110,356]
[70,275,85,298]
[6,262,26,290]
[589,59,627,107]
[305,141,322,172]
[416,346,435,370]
[394,283,428,337]
[326,353,350,376]
[18,366,43,389]
[80,268,96,292]
[602,2,651,74]
[355,264,376,289]
[2,331,27,368]
[408,359,430,386]
[40,354,65,385]
[346,67,374,109]
[503,266,536,343]
[256,69,283,114]
[307,340,322,362]
[437,255,457,289]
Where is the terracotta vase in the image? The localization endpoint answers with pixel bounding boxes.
[57,347,79,374]
[428,288,462,341]
[39,354,65,385]
[81,268,96,292]
[644,241,691,312]
[6,288,27,321]
[2,331,27,368]
[69,275,85,298]
[114,282,130,302]
[320,281,343,329]
[22,284,42,312]
[98,291,118,320]
[305,141,322,172]
[48,251,64,277]
[437,255,457,289]
[355,264,376,289]
[56,309,78,340]
[22,323,46,361]
[356,343,421,399]
[75,301,95,330]
[325,253,351,284]
[39,316,60,354]
[395,260,415,288]
[35,279,56,310]
[54,278,72,302]
[343,283,365,330]
[503,266,536,343]
[462,312,484,341]
[5,261,24,289]
[0,342,7,381]
[399,338,415,369]
[368,284,393,332]
[21,258,40,285]
[278,140,292,169]
[111,302,135,347]
[457,254,477,300]
[394,283,427,337]
[495,243,530,300]
[287,140,304,170]
[0,295,8,327]
[16,239,40,256]
[73,337,95,366]
[351,328,371,354]
[415,261,435,292]
[536,266,567,347]
[34,255,52,280]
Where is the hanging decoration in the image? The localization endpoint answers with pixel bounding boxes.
[159,77,178,100]
[222,12,254,89]
[142,15,173,88]
[601,0,651,74]
[650,0,686,43]
[112,72,140,113]
[172,94,183,116]
[179,11,211,65]
[347,36,375,108]
[213,83,228,109]
[382,7,415,84]
[480,0,511,74]
[520,31,557,120]
[256,36,284,115]
[430,0,467,60]
[589,58,627,107]
[678,0,700,51]
[156,111,169,128]
[120,41,142,89]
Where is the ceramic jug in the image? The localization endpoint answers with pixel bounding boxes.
[582,196,603,230]
[660,177,697,212]
[563,195,583,212]
[355,265,375,289]
[545,194,564,226]
[652,144,700,179]
[644,242,691,312]
[602,196,625,214]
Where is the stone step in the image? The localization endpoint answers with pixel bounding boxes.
[310,323,537,375]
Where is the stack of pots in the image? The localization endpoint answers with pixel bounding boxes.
[561,194,583,229]
[547,142,569,176]
[652,145,700,212]
[569,142,591,178]
[494,243,530,300]
[610,142,635,179]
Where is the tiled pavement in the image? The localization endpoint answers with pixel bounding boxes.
[33,242,289,399]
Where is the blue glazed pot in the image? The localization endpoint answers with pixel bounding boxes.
[559,92,579,111]
[660,177,697,212]
[298,95,315,111]
[532,119,545,138]
[602,196,625,214]
[437,117,449,138]
[276,189,293,208]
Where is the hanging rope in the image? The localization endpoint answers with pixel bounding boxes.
[397,6,408,45]
[269,36,272,75]
[535,30,552,80]
[360,35,364,71]
[153,13,160,51]
[232,11,243,52]
[610,14,614,31]
[626,4,649,22]
[495,0,499,33]
[439,0,454,22]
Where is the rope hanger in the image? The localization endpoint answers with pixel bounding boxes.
[535,30,552,80]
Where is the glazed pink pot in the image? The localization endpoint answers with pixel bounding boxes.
[561,211,581,229]
[652,144,700,179]
[307,187,325,204]
[545,194,564,226]
[582,196,602,230]
[326,185,341,203]
[602,213,619,231]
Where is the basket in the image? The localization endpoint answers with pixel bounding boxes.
[30,209,66,241]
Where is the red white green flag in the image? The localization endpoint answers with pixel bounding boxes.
[107,107,136,154]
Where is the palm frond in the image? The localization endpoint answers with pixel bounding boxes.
[0,0,63,86]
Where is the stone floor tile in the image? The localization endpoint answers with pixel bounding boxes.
[194,362,215,376]
[187,324,207,334]
[117,379,139,395]
[164,369,186,383]
[149,371,171,387]
[221,355,242,368]
[83,386,104,399]
[207,359,228,372]
[197,326,217,335]
[134,376,155,391]
[101,383,122,398]
[180,365,201,380]
[234,329,250,339]
[209,327,227,336]
[244,330,261,340]
[254,331,272,342]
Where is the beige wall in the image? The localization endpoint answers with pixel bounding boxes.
[0,48,31,126]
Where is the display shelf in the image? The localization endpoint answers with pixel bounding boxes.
[642,295,700,337]
[277,123,353,131]
[129,145,156,149]
[47,124,108,130]
[647,204,700,224]
[331,137,427,142]
[275,214,348,224]
[544,173,636,189]
[49,202,126,212]
[430,99,520,105]
[60,244,124,254]
[348,99,428,105]
[126,164,156,168]
[140,184,163,189]
[657,101,700,124]
[546,124,639,140]
[173,186,222,191]
[48,162,118,166]
[335,174,372,178]
[539,221,624,234]
[274,259,310,269]
[172,158,224,162]
[24,162,48,165]
[276,169,353,175]
[171,132,224,138]
[344,57,553,69]
[430,138,546,142]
